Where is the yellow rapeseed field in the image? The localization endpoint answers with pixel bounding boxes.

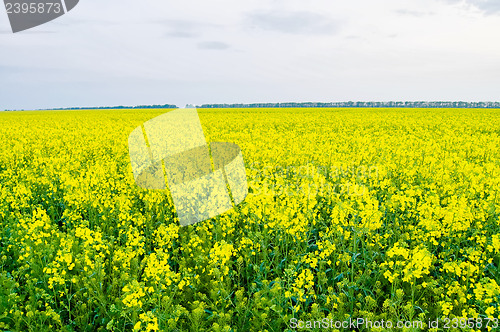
[0,108,499,331]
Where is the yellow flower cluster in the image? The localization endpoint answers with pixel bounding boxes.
[143,251,176,287]
[133,311,160,332]
[289,268,316,303]
[382,242,434,284]
[208,240,234,279]
[122,281,146,308]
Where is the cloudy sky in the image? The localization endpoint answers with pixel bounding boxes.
[1,0,499,110]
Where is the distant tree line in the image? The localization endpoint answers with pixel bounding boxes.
[45,104,178,111]
[4,101,500,112]
[2,104,178,112]
[198,101,500,108]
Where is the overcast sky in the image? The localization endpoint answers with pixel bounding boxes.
[1,0,500,110]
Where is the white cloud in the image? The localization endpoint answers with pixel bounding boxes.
[197,41,231,50]
[246,10,339,35]
[442,0,500,14]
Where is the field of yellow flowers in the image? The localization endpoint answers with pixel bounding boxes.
[0,107,499,331]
